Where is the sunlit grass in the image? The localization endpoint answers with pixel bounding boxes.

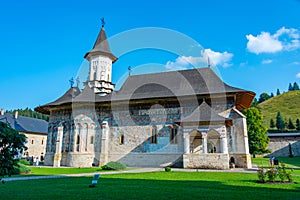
[1,172,299,200]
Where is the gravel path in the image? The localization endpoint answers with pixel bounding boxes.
[2,167,258,182]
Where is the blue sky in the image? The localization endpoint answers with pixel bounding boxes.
[1,0,300,110]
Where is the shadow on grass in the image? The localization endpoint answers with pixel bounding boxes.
[1,174,299,200]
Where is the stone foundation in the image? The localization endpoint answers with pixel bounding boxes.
[109,153,183,167]
[183,153,230,169]
[229,153,251,168]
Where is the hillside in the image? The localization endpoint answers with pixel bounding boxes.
[259,90,300,128]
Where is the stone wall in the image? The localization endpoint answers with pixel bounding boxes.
[109,153,183,167]
[229,153,251,168]
[267,136,300,157]
[23,132,47,159]
[183,153,230,169]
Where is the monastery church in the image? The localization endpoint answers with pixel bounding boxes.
[35,24,255,169]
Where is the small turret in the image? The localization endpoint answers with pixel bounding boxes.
[84,19,117,95]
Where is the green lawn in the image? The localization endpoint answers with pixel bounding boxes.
[27,166,103,175]
[1,172,299,200]
[252,156,300,174]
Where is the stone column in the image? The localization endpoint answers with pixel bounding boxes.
[53,125,63,167]
[47,131,52,152]
[242,118,250,154]
[220,132,228,154]
[100,121,109,166]
[202,132,207,154]
[183,131,190,154]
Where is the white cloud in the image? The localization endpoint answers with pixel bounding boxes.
[262,59,273,64]
[165,49,233,70]
[296,73,300,78]
[246,27,300,54]
[246,32,282,54]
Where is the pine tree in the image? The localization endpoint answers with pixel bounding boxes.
[288,83,293,91]
[276,89,281,96]
[270,92,274,98]
[287,118,295,130]
[276,112,285,131]
[293,82,299,90]
[270,118,275,129]
[296,119,300,131]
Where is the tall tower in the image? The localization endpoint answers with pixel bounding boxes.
[84,21,117,95]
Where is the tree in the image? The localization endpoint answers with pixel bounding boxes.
[243,107,269,156]
[0,122,27,178]
[270,118,275,129]
[258,93,270,103]
[287,118,295,130]
[293,82,299,90]
[276,89,281,96]
[270,92,274,98]
[296,119,300,131]
[276,112,285,131]
[288,83,293,91]
[251,98,259,108]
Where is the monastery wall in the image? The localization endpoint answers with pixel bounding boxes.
[183,153,230,169]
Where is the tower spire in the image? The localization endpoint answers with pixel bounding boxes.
[85,21,117,95]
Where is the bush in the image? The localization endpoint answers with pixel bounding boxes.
[257,166,266,182]
[266,167,277,182]
[101,161,126,170]
[257,162,293,183]
[13,163,31,175]
[18,159,30,166]
[165,166,171,172]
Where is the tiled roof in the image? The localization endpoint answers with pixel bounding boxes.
[84,27,117,62]
[179,101,230,123]
[0,113,48,134]
[35,68,255,114]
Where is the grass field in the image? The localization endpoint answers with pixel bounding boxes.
[252,156,300,168]
[1,171,299,200]
[259,90,300,127]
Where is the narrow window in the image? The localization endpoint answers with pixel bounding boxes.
[41,140,44,145]
[76,134,80,152]
[150,125,158,144]
[31,140,34,144]
[120,134,124,145]
[90,136,94,144]
[170,126,178,144]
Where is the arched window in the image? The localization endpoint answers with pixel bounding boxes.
[150,125,158,144]
[76,134,80,152]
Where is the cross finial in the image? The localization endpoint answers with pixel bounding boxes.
[128,66,132,76]
[207,56,211,68]
[69,77,74,88]
[101,17,105,27]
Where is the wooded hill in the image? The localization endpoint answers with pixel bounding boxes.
[259,90,300,130]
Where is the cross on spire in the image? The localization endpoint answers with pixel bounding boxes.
[69,77,74,88]
[128,66,132,76]
[101,17,105,27]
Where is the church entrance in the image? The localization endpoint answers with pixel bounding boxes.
[189,130,202,153]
